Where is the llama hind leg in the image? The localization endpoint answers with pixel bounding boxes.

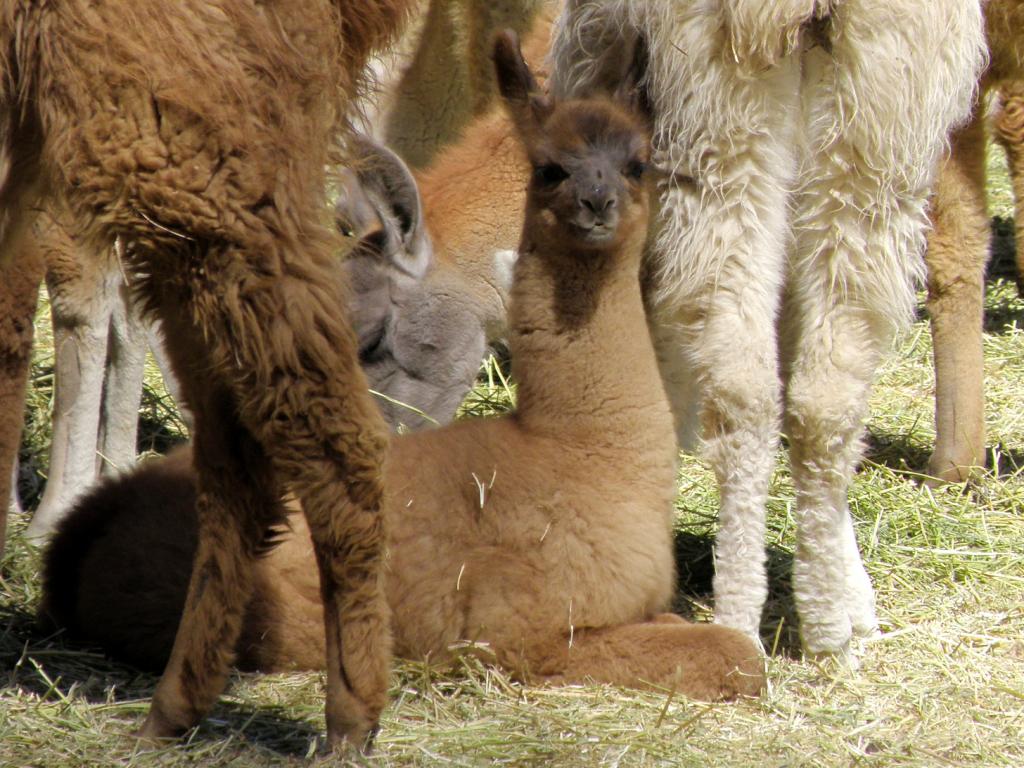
[134,240,392,749]
[782,297,883,659]
[302,496,390,751]
[697,298,782,650]
[0,234,44,557]
[139,372,281,739]
[925,113,989,483]
[528,620,764,701]
[784,0,985,657]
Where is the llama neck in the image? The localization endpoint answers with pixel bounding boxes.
[508,232,672,447]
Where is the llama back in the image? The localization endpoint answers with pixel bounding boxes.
[39,448,198,672]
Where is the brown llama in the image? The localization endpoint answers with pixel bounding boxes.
[3,3,557,533]
[0,0,411,750]
[0,231,43,556]
[41,31,766,703]
[925,0,1024,483]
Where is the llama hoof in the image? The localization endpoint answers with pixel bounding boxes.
[325,722,378,757]
[134,709,188,746]
[803,641,860,671]
[799,610,856,662]
[801,621,869,670]
[923,456,977,487]
[844,589,879,641]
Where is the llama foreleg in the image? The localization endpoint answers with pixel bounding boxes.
[925,113,989,484]
[529,619,765,701]
[994,81,1024,295]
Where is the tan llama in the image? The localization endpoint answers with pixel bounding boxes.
[925,0,1024,483]
[381,0,550,169]
[41,31,766,703]
[0,0,412,750]
[0,234,43,552]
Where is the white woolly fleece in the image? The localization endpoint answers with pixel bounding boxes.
[550,0,987,656]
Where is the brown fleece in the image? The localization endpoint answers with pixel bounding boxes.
[1,0,411,750]
[925,0,1024,483]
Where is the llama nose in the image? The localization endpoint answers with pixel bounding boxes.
[581,186,617,218]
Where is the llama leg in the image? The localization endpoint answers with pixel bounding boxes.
[97,259,147,476]
[0,235,44,556]
[649,319,702,452]
[138,364,281,738]
[784,1,985,657]
[695,287,783,647]
[134,239,391,749]
[299,473,390,751]
[925,112,989,483]
[552,2,801,647]
[527,620,765,701]
[147,323,193,431]
[384,0,471,168]
[783,298,882,658]
[994,81,1024,295]
[28,244,111,539]
[7,461,20,516]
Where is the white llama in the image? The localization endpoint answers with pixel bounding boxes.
[549,0,987,657]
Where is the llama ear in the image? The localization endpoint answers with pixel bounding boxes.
[493,29,552,139]
[337,134,432,279]
[612,35,653,126]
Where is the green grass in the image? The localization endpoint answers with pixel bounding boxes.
[1,145,1022,766]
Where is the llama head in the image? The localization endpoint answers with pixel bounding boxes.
[334,135,482,432]
[493,29,651,258]
[335,133,434,382]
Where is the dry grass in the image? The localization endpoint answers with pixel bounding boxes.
[1,143,1022,766]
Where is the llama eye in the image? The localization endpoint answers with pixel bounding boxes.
[534,163,569,186]
[625,160,646,180]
